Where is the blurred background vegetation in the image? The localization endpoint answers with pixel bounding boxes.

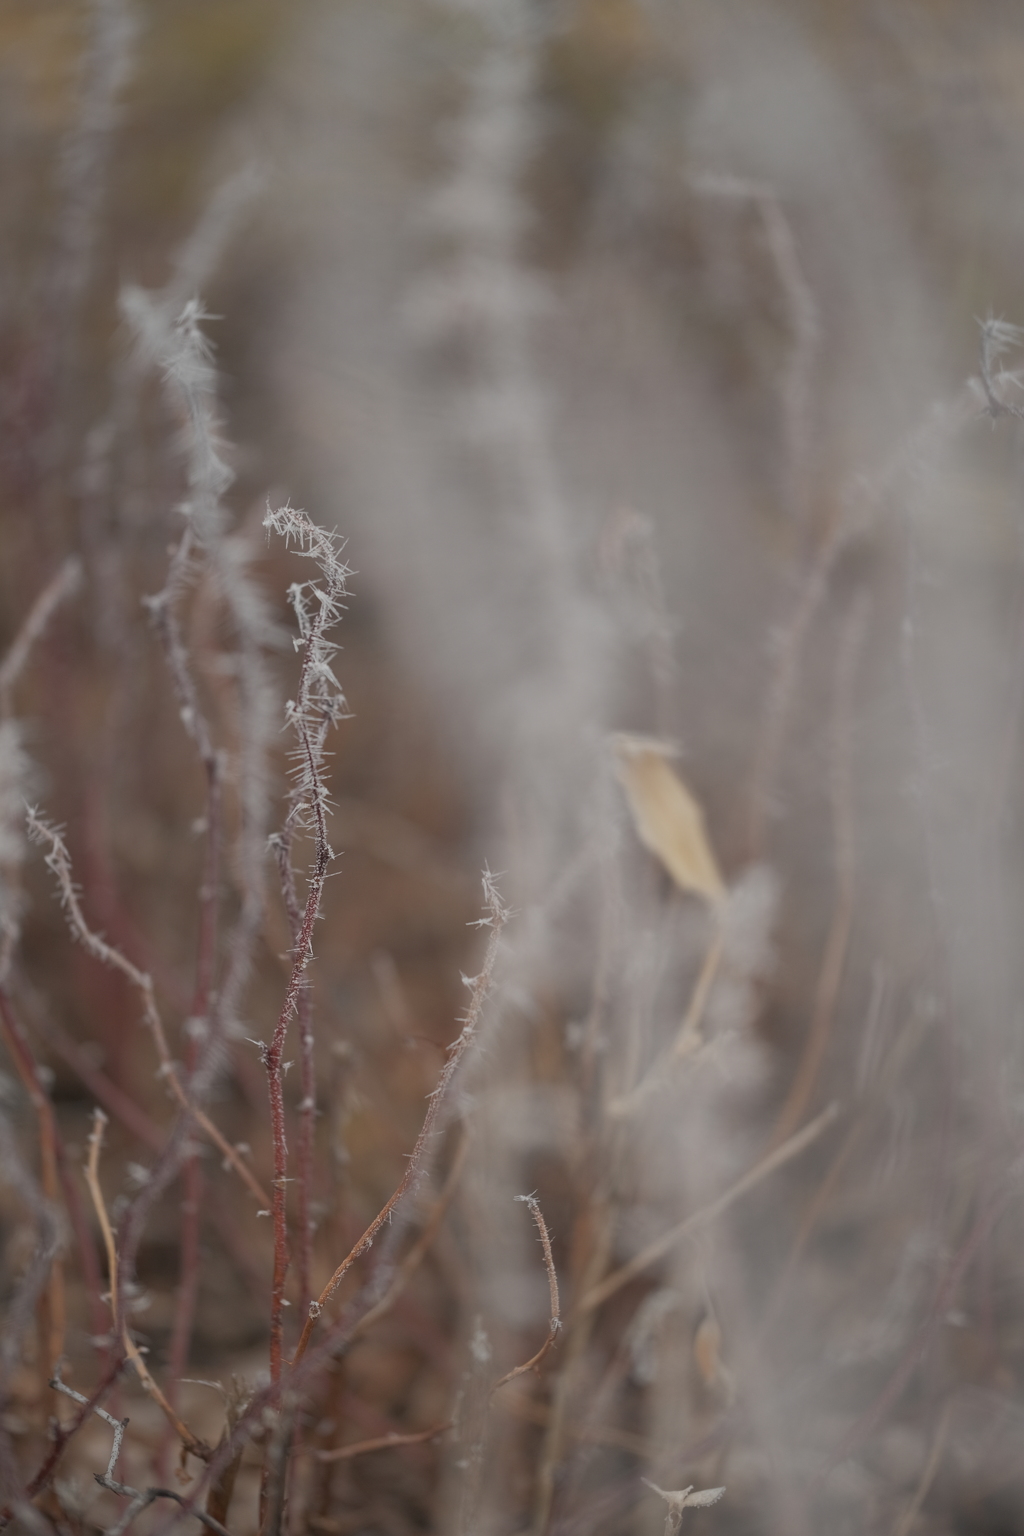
[7,3,1024,1534]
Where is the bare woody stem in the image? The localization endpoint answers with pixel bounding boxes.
[0,988,65,1376]
[491,1194,561,1394]
[272,830,317,1319]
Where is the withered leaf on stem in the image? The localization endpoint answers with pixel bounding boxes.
[612,735,725,904]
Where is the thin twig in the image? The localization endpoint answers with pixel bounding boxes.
[261,505,350,1384]
[27,811,269,1207]
[83,1109,212,1462]
[348,1129,470,1344]
[315,1422,451,1463]
[491,1194,561,1392]
[11,1354,124,1512]
[0,1108,62,1466]
[891,1400,952,1536]
[0,557,81,713]
[608,928,724,1118]
[771,592,869,1147]
[290,872,508,1368]
[0,987,66,1375]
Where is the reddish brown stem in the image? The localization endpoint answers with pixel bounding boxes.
[0,986,65,1375]
[272,835,316,1319]
[8,1354,124,1517]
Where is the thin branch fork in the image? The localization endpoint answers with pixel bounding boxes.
[51,1369,231,1536]
[289,874,508,1369]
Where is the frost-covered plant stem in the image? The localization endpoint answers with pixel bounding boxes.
[120,291,279,1052]
[262,504,351,1384]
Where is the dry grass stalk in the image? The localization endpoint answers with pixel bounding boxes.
[771,591,870,1147]
[82,1108,212,1463]
[581,1101,840,1316]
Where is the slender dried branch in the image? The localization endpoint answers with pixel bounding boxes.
[83,1110,212,1462]
[0,1109,62,1395]
[771,592,869,1147]
[491,1194,561,1393]
[260,504,350,1381]
[290,872,508,1367]
[315,1422,451,1464]
[976,317,1024,421]
[891,1400,952,1536]
[0,557,81,713]
[26,811,269,1207]
[348,1130,469,1345]
[609,928,724,1119]
[7,1355,124,1521]
[0,988,66,1375]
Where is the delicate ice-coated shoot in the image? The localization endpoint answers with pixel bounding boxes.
[260,502,352,1381]
[643,1479,726,1535]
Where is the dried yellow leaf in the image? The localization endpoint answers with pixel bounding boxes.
[693,1313,722,1387]
[612,735,725,903]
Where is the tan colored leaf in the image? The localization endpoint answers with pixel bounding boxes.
[612,735,725,903]
[693,1312,722,1387]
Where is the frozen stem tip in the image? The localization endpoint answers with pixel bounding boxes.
[643,1480,726,1533]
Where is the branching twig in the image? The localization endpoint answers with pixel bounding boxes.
[290,872,508,1368]
[49,1369,214,1536]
